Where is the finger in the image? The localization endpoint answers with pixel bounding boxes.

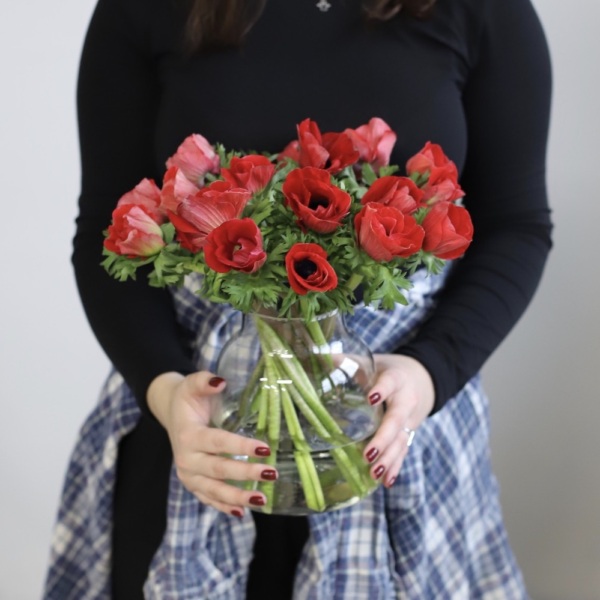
[363,396,418,483]
[177,452,278,483]
[366,432,412,485]
[187,475,268,511]
[366,368,406,407]
[195,490,246,518]
[196,427,272,459]
[363,397,412,463]
[196,490,245,519]
[372,436,409,486]
[382,449,405,488]
[174,423,271,458]
[185,371,227,395]
[182,372,228,419]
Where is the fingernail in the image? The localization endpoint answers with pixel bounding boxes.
[209,376,225,387]
[373,465,385,479]
[365,447,379,463]
[231,509,244,519]
[261,469,278,481]
[386,476,397,488]
[255,446,271,457]
[249,495,266,506]
[369,392,381,405]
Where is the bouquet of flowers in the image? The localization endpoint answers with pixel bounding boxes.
[103,117,473,513]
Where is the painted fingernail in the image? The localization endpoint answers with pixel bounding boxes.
[386,476,397,488]
[373,465,385,479]
[369,392,381,405]
[255,446,271,457]
[261,469,278,481]
[231,509,244,519]
[249,495,266,506]
[365,447,379,463]
[209,376,225,387]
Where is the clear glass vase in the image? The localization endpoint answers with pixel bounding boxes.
[212,309,382,515]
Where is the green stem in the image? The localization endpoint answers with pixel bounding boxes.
[278,385,311,454]
[304,316,344,416]
[255,385,268,440]
[259,359,281,512]
[238,355,265,420]
[285,384,335,440]
[284,375,369,497]
[346,272,364,293]
[294,451,326,512]
[245,384,269,494]
[330,447,370,497]
[273,362,326,511]
[264,359,281,447]
[293,319,373,498]
[252,313,373,510]
[255,317,345,438]
[305,319,334,370]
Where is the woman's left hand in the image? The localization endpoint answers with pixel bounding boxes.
[362,354,435,488]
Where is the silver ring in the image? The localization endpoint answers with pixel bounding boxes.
[402,427,416,447]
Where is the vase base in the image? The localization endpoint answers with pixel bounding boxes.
[231,439,380,515]
[249,486,376,516]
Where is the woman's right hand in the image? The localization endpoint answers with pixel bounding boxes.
[147,371,277,518]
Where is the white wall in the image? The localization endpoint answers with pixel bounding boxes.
[485,2,600,598]
[0,1,597,599]
[0,3,109,599]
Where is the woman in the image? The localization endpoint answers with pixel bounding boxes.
[45,0,552,598]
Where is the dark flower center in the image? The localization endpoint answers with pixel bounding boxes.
[295,258,317,278]
[308,195,329,210]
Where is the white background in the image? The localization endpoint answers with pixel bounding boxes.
[0,1,598,598]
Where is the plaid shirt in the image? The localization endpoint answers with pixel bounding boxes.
[44,269,528,599]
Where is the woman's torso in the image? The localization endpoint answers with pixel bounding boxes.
[131,0,481,177]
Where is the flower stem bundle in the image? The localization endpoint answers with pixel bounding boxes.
[240,313,376,512]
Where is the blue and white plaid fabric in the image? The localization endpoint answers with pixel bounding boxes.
[44,269,528,599]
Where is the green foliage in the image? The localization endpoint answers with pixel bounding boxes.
[378,164,400,177]
[361,163,378,186]
[101,248,153,282]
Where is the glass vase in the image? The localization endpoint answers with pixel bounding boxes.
[212,309,382,515]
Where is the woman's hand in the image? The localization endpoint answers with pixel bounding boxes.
[147,371,277,518]
[362,354,435,488]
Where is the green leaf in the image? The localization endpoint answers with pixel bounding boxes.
[161,222,176,244]
[378,164,399,177]
[361,162,377,186]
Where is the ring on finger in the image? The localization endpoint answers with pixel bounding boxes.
[402,426,416,447]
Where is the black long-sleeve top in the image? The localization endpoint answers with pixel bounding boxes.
[73,0,552,414]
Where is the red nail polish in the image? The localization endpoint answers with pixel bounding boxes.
[231,509,244,519]
[209,376,225,387]
[386,476,397,488]
[255,446,271,457]
[261,469,278,481]
[249,495,266,506]
[373,465,385,479]
[365,447,379,463]
[368,392,381,405]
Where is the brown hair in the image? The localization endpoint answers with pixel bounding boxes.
[184,0,436,52]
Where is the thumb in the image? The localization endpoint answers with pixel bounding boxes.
[184,371,227,397]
